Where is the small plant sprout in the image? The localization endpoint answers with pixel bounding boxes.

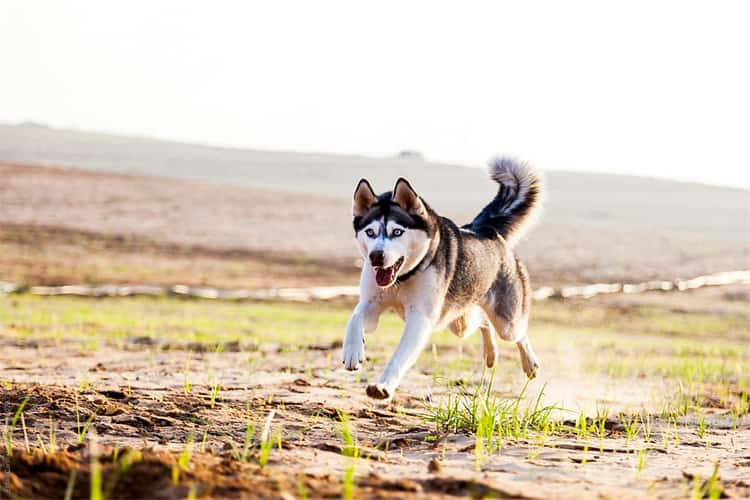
[474,416,486,470]
[576,411,589,465]
[297,474,310,500]
[172,433,195,485]
[697,413,707,440]
[183,352,192,394]
[64,469,77,500]
[644,414,653,442]
[337,410,359,458]
[4,396,29,455]
[75,394,97,445]
[258,410,277,469]
[594,406,609,453]
[240,403,256,462]
[620,413,641,451]
[201,427,210,453]
[89,429,103,500]
[575,411,588,442]
[343,459,356,500]
[691,462,722,500]
[21,412,30,452]
[209,374,222,408]
[636,448,646,479]
[337,410,359,500]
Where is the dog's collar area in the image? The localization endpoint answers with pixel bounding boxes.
[394,260,423,284]
[395,229,440,285]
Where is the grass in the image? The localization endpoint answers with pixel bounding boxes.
[238,404,256,462]
[258,410,277,470]
[172,434,195,485]
[3,396,29,455]
[209,375,222,408]
[90,433,103,500]
[423,376,558,449]
[183,353,192,394]
[691,462,722,500]
[75,394,97,445]
[636,447,646,478]
[337,411,359,500]
[620,413,641,450]
[0,294,404,348]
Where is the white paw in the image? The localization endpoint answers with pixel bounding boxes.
[342,336,365,371]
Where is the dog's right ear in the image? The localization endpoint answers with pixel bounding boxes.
[353,179,377,217]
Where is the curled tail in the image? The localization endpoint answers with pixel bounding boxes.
[468,157,543,245]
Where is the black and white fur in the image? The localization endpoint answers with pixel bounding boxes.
[344,157,543,400]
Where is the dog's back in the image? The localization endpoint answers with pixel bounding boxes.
[437,158,544,318]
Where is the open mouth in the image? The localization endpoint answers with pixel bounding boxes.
[374,257,405,287]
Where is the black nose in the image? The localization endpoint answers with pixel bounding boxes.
[370,250,385,267]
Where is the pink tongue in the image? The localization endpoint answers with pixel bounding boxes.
[376,267,395,286]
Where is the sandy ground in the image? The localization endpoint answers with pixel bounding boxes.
[1,287,748,499]
[1,340,748,499]
[2,163,749,286]
[0,222,356,289]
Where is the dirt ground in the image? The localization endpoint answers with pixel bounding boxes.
[2,162,748,286]
[1,160,749,498]
[0,222,356,289]
[1,287,748,499]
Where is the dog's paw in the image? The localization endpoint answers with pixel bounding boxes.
[484,351,497,368]
[366,383,391,400]
[521,352,540,379]
[342,337,365,371]
[484,345,498,369]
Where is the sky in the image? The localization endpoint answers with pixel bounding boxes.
[1,1,749,188]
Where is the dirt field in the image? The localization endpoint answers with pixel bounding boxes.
[1,147,749,498]
[2,163,749,287]
[1,287,748,499]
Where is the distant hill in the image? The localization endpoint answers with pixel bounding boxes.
[1,124,748,284]
[1,124,747,242]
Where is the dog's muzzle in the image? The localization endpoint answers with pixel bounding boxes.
[372,256,405,287]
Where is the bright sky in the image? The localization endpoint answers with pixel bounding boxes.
[2,1,749,188]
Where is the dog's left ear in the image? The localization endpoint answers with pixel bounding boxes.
[392,177,425,215]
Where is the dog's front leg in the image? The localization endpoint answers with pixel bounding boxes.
[366,311,433,400]
[343,301,381,371]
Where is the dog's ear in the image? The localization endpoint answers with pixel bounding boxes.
[392,177,425,215]
[353,179,377,217]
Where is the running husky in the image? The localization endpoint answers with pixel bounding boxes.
[343,158,543,400]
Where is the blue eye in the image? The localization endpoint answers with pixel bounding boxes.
[365,228,376,238]
[392,229,404,237]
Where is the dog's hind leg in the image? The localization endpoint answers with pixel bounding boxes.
[482,307,539,379]
[449,308,496,368]
[480,323,498,369]
[481,290,540,380]
[515,330,539,379]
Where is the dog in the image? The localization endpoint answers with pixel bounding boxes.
[343,157,543,400]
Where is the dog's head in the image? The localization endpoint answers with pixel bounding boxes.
[352,178,435,288]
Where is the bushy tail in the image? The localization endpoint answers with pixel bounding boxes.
[468,157,543,245]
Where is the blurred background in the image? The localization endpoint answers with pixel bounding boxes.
[0,1,748,289]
